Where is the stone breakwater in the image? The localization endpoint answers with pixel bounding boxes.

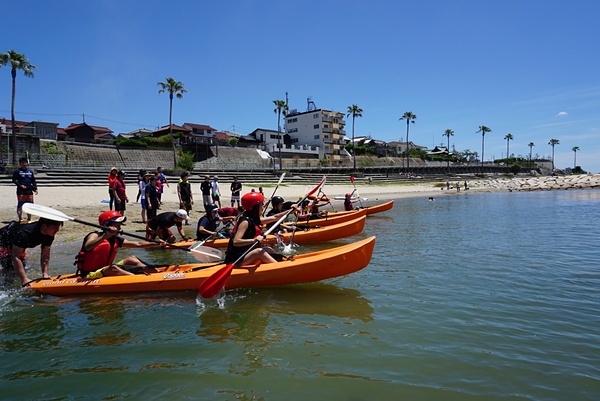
[473,174,600,191]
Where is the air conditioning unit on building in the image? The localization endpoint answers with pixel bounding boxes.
[0,124,6,134]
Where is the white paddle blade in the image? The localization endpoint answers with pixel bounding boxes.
[189,245,223,263]
[22,203,73,222]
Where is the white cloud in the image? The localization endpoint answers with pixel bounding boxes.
[557,111,568,117]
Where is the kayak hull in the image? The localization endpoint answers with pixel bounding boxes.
[295,208,367,227]
[27,237,376,296]
[176,215,366,248]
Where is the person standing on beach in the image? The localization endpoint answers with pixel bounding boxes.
[112,170,128,217]
[211,175,222,208]
[200,174,212,210]
[177,171,193,224]
[135,169,146,203]
[0,218,63,285]
[230,176,242,207]
[107,167,118,210]
[12,157,38,222]
[156,167,169,203]
[145,176,160,221]
[139,172,150,223]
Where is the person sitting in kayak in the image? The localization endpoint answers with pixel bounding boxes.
[196,204,227,241]
[344,192,358,211]
[146,209,189,243]
[224,192,299,265]
[0,218,63,285]
[76,211,166,279]
[266,196,296,233]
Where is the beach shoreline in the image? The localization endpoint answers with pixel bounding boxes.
[2,173,599,243]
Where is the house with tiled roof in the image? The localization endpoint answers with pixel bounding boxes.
[62,122,114,143]
[182,122,216,145]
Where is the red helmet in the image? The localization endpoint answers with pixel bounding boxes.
[241,192,264,211]
[99,210,126,226]
[345,193,352,197]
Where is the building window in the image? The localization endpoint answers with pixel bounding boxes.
[287,128,298,133]
[292,138,299,143]
[313,113,319,118]
[314,135,320,140]
[314,124,319,129]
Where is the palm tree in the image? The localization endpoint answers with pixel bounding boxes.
[157,77,187,169]
[476,125,492,168]
[572,146,579,168]
[528,142,535,163]
[273,99,288,170]
[442,129,454,172]
[548,138,560,171]
[504,133,514,159]
[346,104,363,170]
[399,111,417,173]
[0,50,37,165]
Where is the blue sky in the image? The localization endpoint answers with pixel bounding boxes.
[2,0,599,172]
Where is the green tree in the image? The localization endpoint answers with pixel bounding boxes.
[528,142,535,162]
[476,125,492,167]
[442,129,454,172]
[273,99,288,170]
[158,77,187,169]
[399,111,417,172]
[0,50,37,165]
[504,133,514,159]
[572,146,579,168]
[548,138,560,170]
[347,104,363,170]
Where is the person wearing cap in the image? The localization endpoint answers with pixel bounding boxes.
[196,204,225,241]
[75,211,165,279]
[211,175,222,208]
[146,209,189,243]
[107,167,118,210]
[0,217,63,285]
[112,170,128,216]
[200,174,212,210]
[224,192,299,265]
[230,176,242,208]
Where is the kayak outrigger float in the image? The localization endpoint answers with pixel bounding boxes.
[26,236,376,296]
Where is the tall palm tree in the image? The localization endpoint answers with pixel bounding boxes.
[528,142,535,163]
[346,104,363,170]
[572,146,579,168]
[0,50,37,165]
[399,111,417,173]
[273,99,288,170]
[504,133,514,159]
[442,129,454,172]
[476,125,492,168]
[548,138,560,171]
[158,77,187,169]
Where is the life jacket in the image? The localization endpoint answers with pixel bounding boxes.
[75,233,119,273]
[224,216,263,263]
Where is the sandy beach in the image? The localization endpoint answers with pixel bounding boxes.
[0,180,450,243]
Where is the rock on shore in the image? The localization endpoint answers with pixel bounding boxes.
[471,174,600,191]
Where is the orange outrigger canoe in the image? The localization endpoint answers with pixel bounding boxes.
[175,215,366,249]
[27,236,376,296]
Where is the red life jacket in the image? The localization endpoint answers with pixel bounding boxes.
[75,234,119,273]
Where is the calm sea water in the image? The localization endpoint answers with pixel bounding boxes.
[1,189,600,400]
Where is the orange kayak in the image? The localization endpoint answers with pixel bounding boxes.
[176,215,366,248]
[27,236,376,296]
[327,200,394,217]
[295,208,367,227]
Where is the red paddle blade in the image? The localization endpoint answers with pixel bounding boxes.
[198,263,235,298]
[350,175,355,184]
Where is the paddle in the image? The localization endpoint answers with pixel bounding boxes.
[262,172,286,216]
[198,176,326,298]
[187,221,234,262]
[22,203,212,262]
[350,175,365,208]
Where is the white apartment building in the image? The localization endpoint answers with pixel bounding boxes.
[285,108,351,164]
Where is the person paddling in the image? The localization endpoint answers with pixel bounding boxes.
[224,192,299,265]
[76,211,165,279]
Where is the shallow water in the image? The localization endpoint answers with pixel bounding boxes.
[2,190,600,400]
